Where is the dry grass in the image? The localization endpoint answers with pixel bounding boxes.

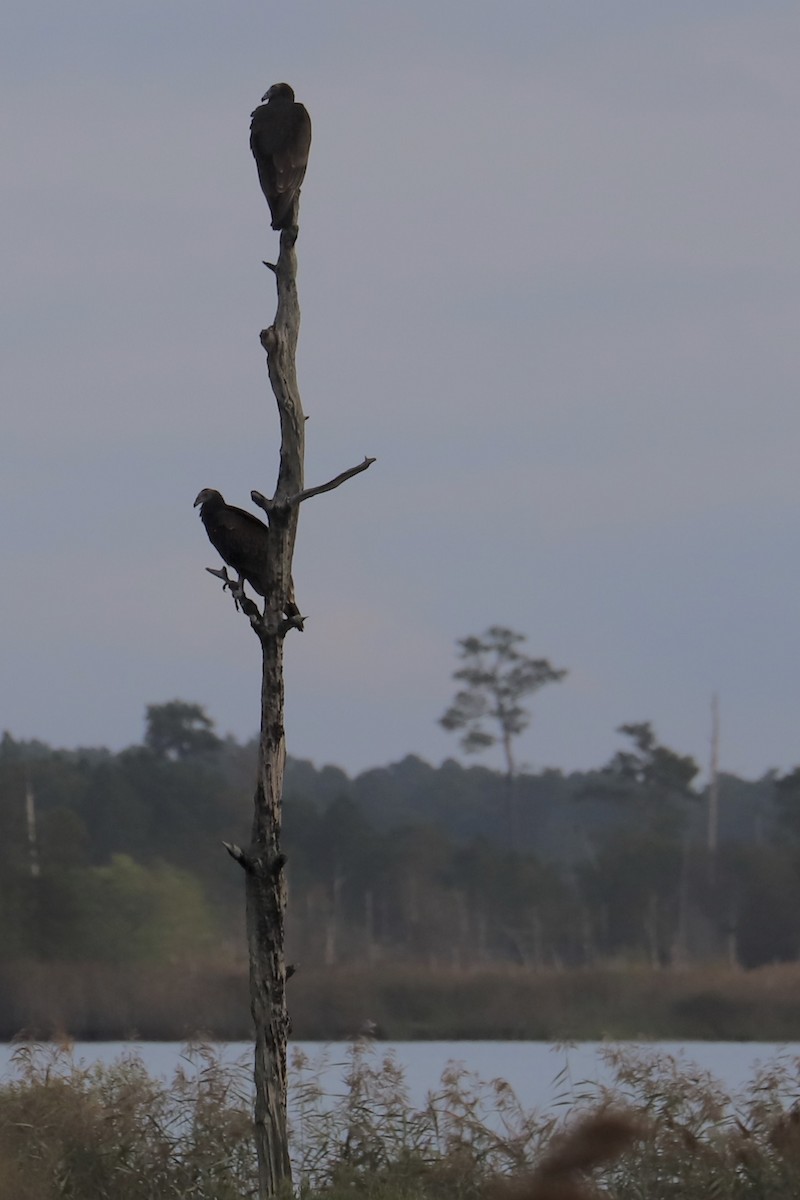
[288,1039,800,1199]
[0,1040,256,1199]
[6,959,800,1042]
[488,1111,646,1200]
[289,961,800,1042]
[0,960,250,1041]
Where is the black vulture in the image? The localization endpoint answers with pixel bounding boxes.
[250,82,311,230]
[194,489,303,626]
[194,488,271,596]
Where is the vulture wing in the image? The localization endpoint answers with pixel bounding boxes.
[216,506,271,598]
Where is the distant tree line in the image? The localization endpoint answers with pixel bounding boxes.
[1,703,799,972]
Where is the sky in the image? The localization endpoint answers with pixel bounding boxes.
[2,1,799,781]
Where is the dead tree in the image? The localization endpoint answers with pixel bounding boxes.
[208,193,374,1196]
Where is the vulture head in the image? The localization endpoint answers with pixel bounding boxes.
[263,82,295,103]
[193,487,223,511]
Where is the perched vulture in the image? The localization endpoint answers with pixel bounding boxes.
[194,488,272,597]
[194,488,303,626]
[250,82,312,229]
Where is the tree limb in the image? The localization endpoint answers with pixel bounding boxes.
[251,459,375,517]
[289,456,376,505]
[205,567,264,625]
[250,490,278,518]
[222,841,254,872]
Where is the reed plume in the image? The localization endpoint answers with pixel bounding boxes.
[488,1109,645,1200]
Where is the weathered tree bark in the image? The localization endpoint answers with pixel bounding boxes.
[214,194,374,1198]
[247,215,303,1199]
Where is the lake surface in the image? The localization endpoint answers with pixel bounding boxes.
[3,1039,799,1116]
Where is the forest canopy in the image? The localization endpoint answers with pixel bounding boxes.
[2,703,798,975]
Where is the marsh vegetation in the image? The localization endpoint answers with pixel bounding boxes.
[2,1038,800,1199]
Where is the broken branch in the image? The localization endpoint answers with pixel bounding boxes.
[289,456,376,506]
[205,567,264,626]
[250,490,277,518]
[223,841,254,872]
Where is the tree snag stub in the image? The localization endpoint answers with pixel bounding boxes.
[196,119,374,1196]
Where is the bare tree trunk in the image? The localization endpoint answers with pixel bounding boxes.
[644,893,660,968]
[364,889,377,964]
[212,209,305,1195]
[707,692,720,887]
[247,216,304,1198]
[245,637,289,1194]
[211,170,373,1194]
[324,868,344,967]
[500,730,519,847]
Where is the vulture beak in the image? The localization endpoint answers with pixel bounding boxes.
[193,490,206,507]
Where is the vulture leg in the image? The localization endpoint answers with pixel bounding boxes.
[207,566,234,594]
[205,565,244,611]
[224,571,260,620]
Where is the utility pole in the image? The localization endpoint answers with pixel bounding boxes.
[707,693,720,884]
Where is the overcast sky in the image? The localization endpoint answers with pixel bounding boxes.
[2,2,798,780]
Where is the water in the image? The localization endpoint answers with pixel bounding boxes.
[2,1039,798,1115]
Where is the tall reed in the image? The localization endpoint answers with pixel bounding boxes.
[2,1038,800,1197]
